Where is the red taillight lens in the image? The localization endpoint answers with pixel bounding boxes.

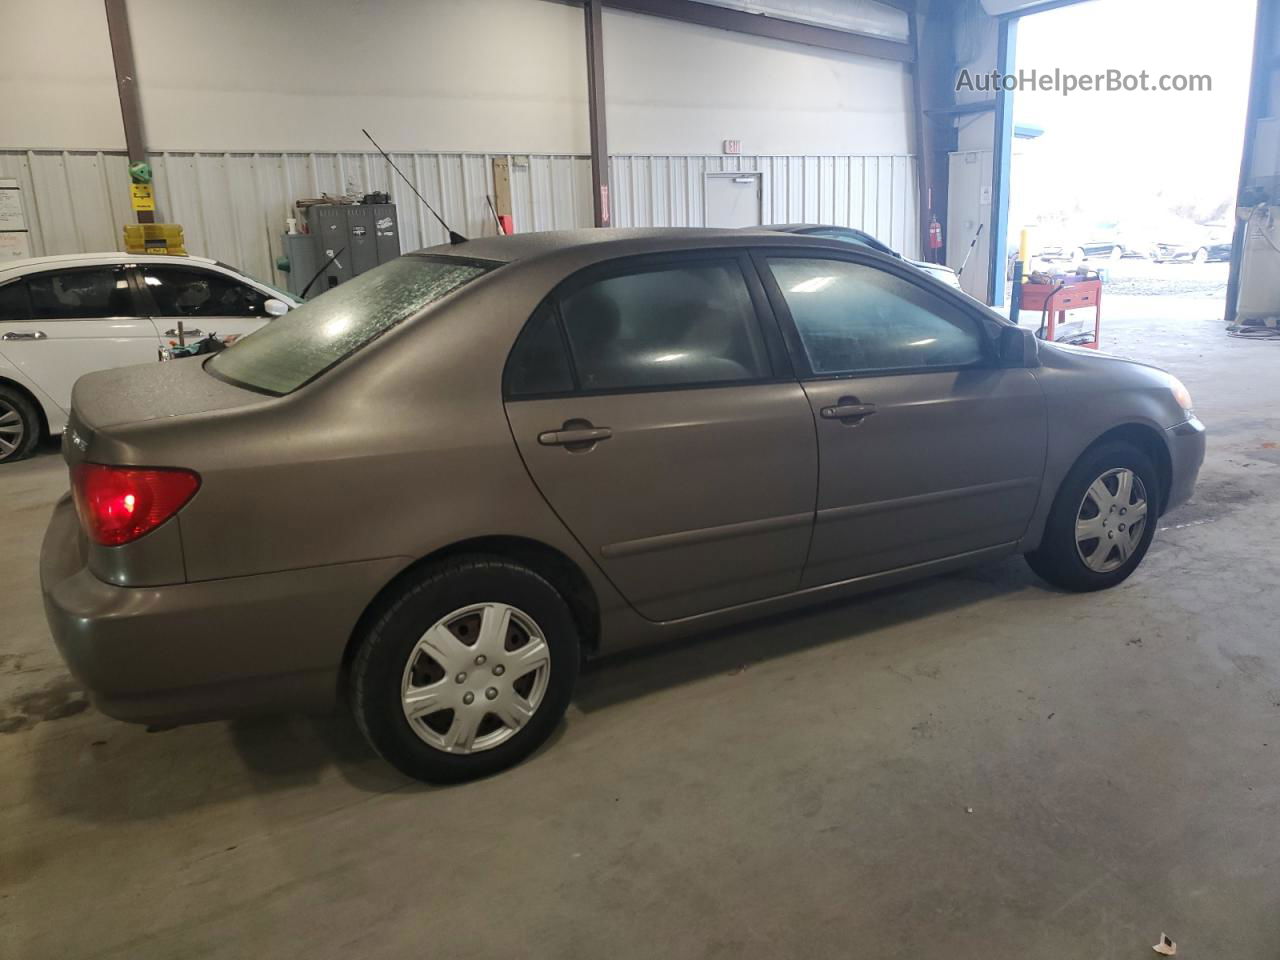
[71,463,201,546]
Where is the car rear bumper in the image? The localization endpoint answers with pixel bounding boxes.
[1165,416,1206,512]
[41,495,408,726]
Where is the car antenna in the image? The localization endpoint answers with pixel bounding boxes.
[362,128,467,245]
[299,246,345,299]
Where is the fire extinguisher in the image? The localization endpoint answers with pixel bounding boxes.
[928,215,943,260]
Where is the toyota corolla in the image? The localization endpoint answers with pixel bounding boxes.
[41,228,1205,783]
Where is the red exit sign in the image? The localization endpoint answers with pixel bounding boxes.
[722,139,741,155]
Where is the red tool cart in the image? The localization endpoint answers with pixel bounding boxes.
[1017,276,1102,349]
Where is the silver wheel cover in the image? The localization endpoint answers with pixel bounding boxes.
[0,399,25,460]
[1075,467,1148,573]
[400,602,551,755]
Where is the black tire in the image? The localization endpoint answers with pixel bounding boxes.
[1025,441,1160,592]
[0,385,41,464]
[350,555,580,784]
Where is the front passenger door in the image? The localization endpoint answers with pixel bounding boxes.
[504,254,817,622]
[759,253,1047,587]
[137,264,277,345]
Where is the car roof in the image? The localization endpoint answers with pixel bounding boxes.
[414,226,849,265]
[0,251,221,277]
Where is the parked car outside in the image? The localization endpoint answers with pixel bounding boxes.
[1152,227,1234,263]
[41,228,1205,783]
[759,223,965,290]
[0,253,297,463]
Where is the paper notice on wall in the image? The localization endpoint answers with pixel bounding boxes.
[0,232,31,260]
[0,179,25,231]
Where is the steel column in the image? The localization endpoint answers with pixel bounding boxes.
[1225,0,1274,323]
[585,0,611,227]
[987,16,1017,306]
[103,0,153,224]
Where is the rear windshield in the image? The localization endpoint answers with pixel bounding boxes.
[207,255,494,395]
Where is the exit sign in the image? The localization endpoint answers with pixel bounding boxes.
[722,139,741,155]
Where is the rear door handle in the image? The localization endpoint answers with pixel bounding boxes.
[538,426,613,446]
[0,331,47,341]
[164,327,202,337]
[820,401,877,421]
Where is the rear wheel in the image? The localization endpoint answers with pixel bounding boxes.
[350,556,580,783]
[1026,441,1159,592]
[0,386,40,464]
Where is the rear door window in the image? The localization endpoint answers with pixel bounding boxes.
[557,261,770,391]
[504,302,575,397]
[26,267,134,319]
[208,255,495,395]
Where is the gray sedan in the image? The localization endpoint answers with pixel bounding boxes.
[41,228,1204,783]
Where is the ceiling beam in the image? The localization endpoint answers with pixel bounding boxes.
[600,0,914,63]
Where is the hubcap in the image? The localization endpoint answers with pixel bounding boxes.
[400,602,551,755]
[0,401,25,459]
[1075,468,1148,573]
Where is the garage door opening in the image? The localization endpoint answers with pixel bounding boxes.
[999,0,1255,345]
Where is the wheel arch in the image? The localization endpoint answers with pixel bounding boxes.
[1083,422,1173,515]
[0,375,50,443]
[339,535,602,694]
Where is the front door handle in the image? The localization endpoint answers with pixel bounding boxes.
[164,327,202,337]
[0,331,47,341]
[820,399,878,422]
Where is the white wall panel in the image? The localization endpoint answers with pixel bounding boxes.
[603,8,914,156]
[1,149,917,284]
[0,0,123,150]
[609,154,919,255]
[0,150,591,283]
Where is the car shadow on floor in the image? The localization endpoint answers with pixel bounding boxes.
[576,556,1043,714]
[22,557,1041,824]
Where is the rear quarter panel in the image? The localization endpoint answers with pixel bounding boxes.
[124,261,636,633]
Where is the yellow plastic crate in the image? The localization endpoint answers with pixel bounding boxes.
[123,223,186,255]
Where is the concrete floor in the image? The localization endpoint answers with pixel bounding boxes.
[3,287,1279,959]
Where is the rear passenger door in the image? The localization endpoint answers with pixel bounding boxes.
[757,251,1047,587]
[136,263,276,344]
[0,265,160,413]
[503,252,817,622]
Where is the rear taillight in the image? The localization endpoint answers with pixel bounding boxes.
[71,463,201,546]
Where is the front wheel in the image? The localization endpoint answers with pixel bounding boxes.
[350,556,580,783]
[1026,441,1160,592]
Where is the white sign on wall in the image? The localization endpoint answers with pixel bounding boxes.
[0,178,31,260]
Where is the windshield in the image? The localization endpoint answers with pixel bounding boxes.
[208,255,494,395]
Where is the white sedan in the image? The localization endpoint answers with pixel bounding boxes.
[0,253,296,463]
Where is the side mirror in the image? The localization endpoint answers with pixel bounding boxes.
[998,324,1039,368]
[264,298,290,317]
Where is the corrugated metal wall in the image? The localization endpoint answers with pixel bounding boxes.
[610,154,918,254]
[0,149,917,284]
